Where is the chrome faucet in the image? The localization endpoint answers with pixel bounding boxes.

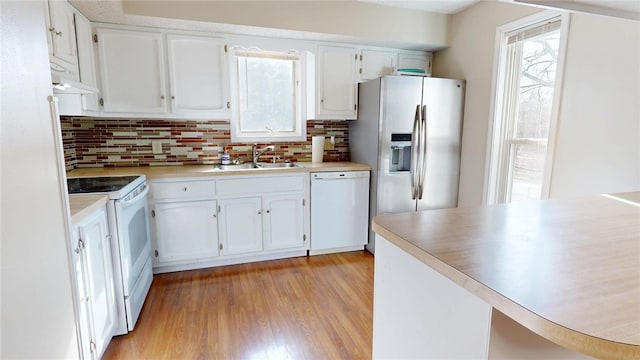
[252,144,275,164]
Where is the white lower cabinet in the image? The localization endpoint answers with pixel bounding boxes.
[149,173,309,273]
[263,194,305,251]
[153,200,219,263]
[218,197,263,255]
[71,204,117,360]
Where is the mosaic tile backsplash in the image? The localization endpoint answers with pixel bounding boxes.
[61,117,350,171]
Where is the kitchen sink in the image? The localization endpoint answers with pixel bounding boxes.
[256,162,303,169]
[216,163,260,170]
[215,162,303,171]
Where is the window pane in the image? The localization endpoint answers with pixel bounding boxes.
[508,142,547,202]
[238,56,296,132]
[514,31,559,140]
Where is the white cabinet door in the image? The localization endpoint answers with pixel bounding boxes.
[48,0,78,67]
[97,28,168,113]
[76,206,117,359]
[218,197,263,255]
[73,12,99,112]
[317,45,358,119]
[263,194,305,251]
[398,53,432,75]
[166,34,229,117]
[153,200,219,264]
[70,226,92,360]
[360,50,397,82]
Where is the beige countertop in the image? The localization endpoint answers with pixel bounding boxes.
[372,193,640,359]
[66,162,370,179]
[69,194,109,224]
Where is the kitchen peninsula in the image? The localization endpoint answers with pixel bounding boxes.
[371,193,640,359]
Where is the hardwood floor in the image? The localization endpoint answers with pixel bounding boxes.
[103,251,374,359]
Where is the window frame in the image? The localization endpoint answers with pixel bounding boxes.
[228,47,309,142]
[484,10,571,204]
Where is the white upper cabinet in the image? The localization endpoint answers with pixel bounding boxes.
[74,12,99,112]
[360,49,397,82]
[398,52,433,75]
[47,0,78,67]
[96,28,168,114]
[166,34,229,117]
[317,45,359,120]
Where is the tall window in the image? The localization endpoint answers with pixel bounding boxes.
[487,13,567,204]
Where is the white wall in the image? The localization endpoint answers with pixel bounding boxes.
[549,14,640,197]
[432,1,540,207]
[434,2,640,206]
[121,0,448,50]
[1,1,79,358]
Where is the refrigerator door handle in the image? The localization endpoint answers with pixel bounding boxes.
[418,105,428,199]
[410,105,421,200]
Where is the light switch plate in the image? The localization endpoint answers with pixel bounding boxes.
[152,140,163,154]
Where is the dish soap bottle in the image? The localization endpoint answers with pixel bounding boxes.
[221,146,230,165]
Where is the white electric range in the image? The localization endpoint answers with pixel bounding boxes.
[67,175,153,335]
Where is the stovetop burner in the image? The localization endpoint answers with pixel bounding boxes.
[67,176,141,194]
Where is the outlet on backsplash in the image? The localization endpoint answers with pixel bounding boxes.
[151,140,163,154]
[324,138,335,150]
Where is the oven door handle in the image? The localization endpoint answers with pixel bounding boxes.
[119,184,149,208]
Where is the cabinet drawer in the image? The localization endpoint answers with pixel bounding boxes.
[217,175,304,196]
[151,180,216,201]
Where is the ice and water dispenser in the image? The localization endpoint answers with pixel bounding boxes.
[389,133,412,172]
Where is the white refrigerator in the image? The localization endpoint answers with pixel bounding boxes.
[350,75,465,253]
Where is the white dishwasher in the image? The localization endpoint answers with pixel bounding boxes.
[310,171,370,255]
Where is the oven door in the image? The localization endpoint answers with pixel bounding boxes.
[114,184,152,296]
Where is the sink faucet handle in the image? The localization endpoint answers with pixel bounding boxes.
[272,155,280,164]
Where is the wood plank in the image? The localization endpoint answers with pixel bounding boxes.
[103,251,373,359]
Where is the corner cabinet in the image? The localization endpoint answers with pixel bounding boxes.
[71,204,117,360]
[149,173,309,273]
[96,28,168,114]
[317,45,359,119]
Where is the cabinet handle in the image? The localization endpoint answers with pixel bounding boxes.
[161,95,165,100]
[212,214,217,219]
[49,27,62,36]
[226,101,231,109]
[266,209,270,214]
[321,99,324,103]
[171,95,175,100]
[182,187,187,192]
[258,210,262,215]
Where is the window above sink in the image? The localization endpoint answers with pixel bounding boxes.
[228,47,314,142]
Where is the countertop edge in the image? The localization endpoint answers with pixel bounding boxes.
[371,217,640,360]
[69,194,109,224]
[66,162,371,179]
